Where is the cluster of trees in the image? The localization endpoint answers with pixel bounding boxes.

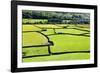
[22,10,90,24]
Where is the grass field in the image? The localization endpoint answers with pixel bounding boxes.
[22,24,90,62]
[22,19,48,24]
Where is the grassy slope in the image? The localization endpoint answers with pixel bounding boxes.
[49,35,90,53]
[56,29,86,34]
[23,53,90,62]
[23,32,48,46]
[23,25,41,31]
[22,24,90,62]
[23,47,49,56]
[22,32,49,56]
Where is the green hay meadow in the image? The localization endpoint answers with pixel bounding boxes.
[22,24,90,62]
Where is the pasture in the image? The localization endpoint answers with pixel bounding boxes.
[22,24,90,62]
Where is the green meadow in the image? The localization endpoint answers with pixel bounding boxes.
[22,24,90,62]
